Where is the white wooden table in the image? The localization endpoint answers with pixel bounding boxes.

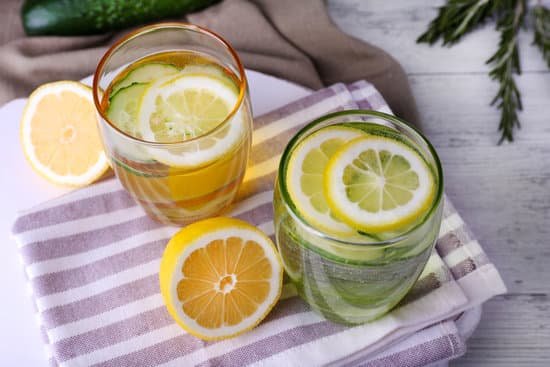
[328,1,550,366]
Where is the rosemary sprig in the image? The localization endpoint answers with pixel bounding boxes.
[417,0,495,45]
[487,0,526,143]
[533,4,550,67]
[418,0,550,143]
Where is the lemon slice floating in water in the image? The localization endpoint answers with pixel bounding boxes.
[324,134,436,233]
[138,73,245,167]
[285,126,365,236]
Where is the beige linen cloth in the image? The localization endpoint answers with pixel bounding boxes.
[0,0,419,128]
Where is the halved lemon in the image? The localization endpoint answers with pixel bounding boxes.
[20,81,109,186]
[138,73,245,167]
[159,217,283,340]
[285,126,365,236]
[325,135,435,233]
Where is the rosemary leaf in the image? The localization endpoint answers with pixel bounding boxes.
[417,0,496,45]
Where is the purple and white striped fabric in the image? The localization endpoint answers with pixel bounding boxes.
[11,81,506,367]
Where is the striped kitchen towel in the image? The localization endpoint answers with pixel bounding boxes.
[11,81,506,367]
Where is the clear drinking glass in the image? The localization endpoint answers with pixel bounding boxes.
[93,23,252,225]
[273,110,444,324]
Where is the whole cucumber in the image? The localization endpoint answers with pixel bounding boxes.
[22,0,220,36]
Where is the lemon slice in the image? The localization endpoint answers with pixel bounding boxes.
[285,126,365,236]
[159,217,283,341]
[325,135,435,233]
[138,73,245,167]
[20,81,109,187]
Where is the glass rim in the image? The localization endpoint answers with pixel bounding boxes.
[277,109,444,247]
[92,22,247,147]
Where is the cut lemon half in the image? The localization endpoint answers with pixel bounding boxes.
[325,135,435,233]
[20,81,109,187]
[159,217,283,341]
[285,126,365,236]
[138,73,245,167]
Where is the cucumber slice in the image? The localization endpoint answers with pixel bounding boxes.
[112,63,179,95]
[107,83,148,137]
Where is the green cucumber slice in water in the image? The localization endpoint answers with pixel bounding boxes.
[106,82,154,162]
[107,83,148,137]
[111,63,179,95]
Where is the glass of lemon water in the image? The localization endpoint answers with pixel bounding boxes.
[274,110,444,324]
[93,23,252,225]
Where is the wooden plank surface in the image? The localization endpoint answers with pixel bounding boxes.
[327,1,550,366]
